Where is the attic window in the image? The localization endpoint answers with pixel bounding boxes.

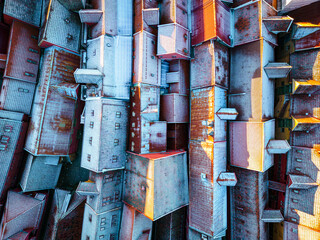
[291,228,298,233]
[296,149,303,153]
[293,190,300,194]
[292,199,298,203]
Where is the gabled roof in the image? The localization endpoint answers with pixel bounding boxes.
[0,191,45,239]
[53,189,86,219]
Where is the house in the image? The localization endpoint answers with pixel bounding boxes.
[0,110,28,206]
[81,98,129,172]
[0,20,40,115]
[39,0,81,53]
[124,150,188,221]
[24,47,81,158]
[43,189,86,240]
[0,190,47,239]
[76,170,123,214]
[20,155,62,192]
[3,0,42,27]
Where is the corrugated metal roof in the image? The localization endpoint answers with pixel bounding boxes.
[229,40,275,121]
[230,167,268,240]
[3,0,42,27]
[24,47,80,156]
[290,48,320,82]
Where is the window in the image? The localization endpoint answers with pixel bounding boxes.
[102,197,111,205]
[296,149,303,153]
[101,217,106,223]
[18,88,30,93]
[24,72,35,77]
[293,190,300,194]
[295,167,301,171]
[0,143,7,151]
[104,174,114,183]
[115,123,120,130]
[291,217,297,222]
[28,48,39,54]
[91,110,94,116]
[111,215,117,227]
[110,234,116,240]
[86,236,90,240]
[116,111,121,118]
[114,191,120,201]
[114,139,119,146]
[31,35,38,40]
[90,122,94,128]
[0,136,10,144]
[99,236,104,239]
[4,126,12,132]
[112,155,118,163]
[295,158,302,162]
[89,137,93,145]
[292,199,298,203]
[27,58,37,64]
[278,118,292,128]
[100,227,105,231]
[87,154,91,162]
[88,214,92,222]
[201,234,208,240]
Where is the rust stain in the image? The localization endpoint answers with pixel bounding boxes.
[235,16,250,32]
